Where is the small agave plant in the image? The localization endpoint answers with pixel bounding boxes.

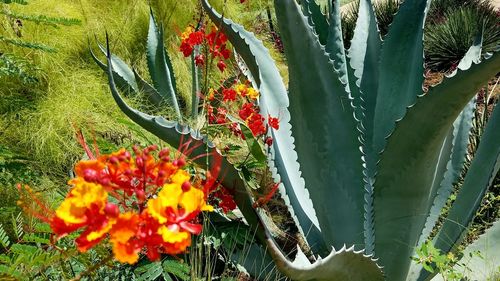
[92,0,500,280]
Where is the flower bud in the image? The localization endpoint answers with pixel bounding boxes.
[83,169,98,181]
[181,181,191,192]
[104,203,120,217]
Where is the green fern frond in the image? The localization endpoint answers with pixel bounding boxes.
[0,36,56,52]
[11,213,23,241]
[1,10,81,27]
[0,225,11,249]
[162,259,190,281]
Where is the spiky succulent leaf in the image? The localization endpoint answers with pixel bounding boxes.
[146,10,181,120]
[432,97,500,256]
[300,0,328,45]
[325,0,348,85]
[265,237,384,281]
[374,18,498,281]
[274,0,364,250]
[373,0,430,154]
[346,0,381,255]
[421,98,476,246]
[90,45,138,95]
[132,68,163,105]
[201,0,327,255]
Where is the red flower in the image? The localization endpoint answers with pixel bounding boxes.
[265,136,273,146]
[188,31,204,45]
[247,113,266,137]
[268,116,279,130]
[194,54,205,66]
[217,60,227,72]
[239,103,255,120]
[212,187,237,213]
[180,41,194,57]
[222,88,237,101]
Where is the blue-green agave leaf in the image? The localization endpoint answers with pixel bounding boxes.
[96,42,139,93]
[375,50,499,280]
[274,0,365,250]
[346,0,382,255]
[301,0,328,45]
[417,99,476,248]
[433,100,500,256]
[132,68,163,105]
[325,0,348,85]
[146,9,181,120]
[90,45,138,95]
[201,0,327,255]
[265,237,384,281]
[373,0,430,154]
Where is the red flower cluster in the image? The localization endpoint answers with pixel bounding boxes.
[206,82,280,140]
[179,25,231,72]
[211,186,237,213]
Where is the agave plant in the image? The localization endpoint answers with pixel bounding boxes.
[93,0,500,280]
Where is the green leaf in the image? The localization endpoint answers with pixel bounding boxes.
[265,238,383,281]
[274,0,364,250]
[325,0,348,85]
[0,0,28,4]
[373,0,430,154]
[433,98,500,257]
[90,44,138,96]
[346,0,381,255]
[162,259,190,281]
[132,68,163,105]
[300,0,328,45]
[416,97,476,248]
[0,224,10,249]
[97,41,139,93]
[134,261,163,281]
[146,9,181,120]
[239,123,266,164]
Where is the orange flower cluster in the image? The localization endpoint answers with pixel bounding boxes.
[22,145,214,264]
[179,25,231,72]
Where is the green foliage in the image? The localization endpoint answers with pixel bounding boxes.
[413,241,465,281]
[0,10,81,27]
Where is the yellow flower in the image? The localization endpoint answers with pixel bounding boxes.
[181,26,194,40]
[55,180,107,225]
[247,87,259,99]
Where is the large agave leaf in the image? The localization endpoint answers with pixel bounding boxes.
[346,0,381,255]
[375,50,499,280]
[90,44,138,95]
[300,0,328,45]
[264,236,384,281]
[201,0,328,255]
[146,10,181,120]
[373,0,430,154]
[274,0,365,250]
[415,35,483,252]
[418,98,476,247]
[325,0,348,85]
[432,98,500,257]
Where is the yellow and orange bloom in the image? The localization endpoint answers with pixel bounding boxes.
[22,145,217,264]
